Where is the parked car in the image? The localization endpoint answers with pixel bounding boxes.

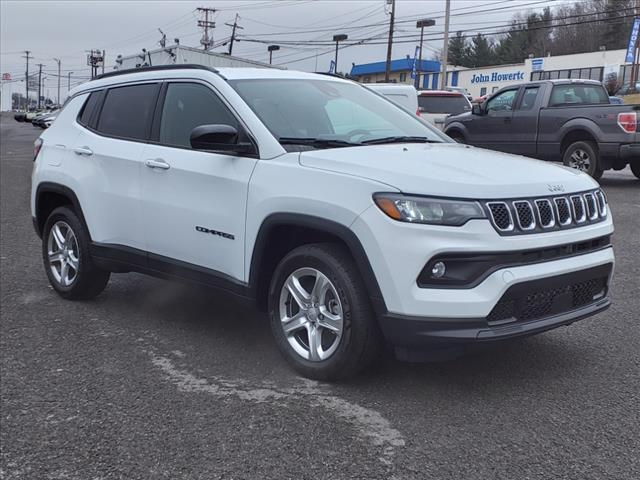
[609,96,624,104]
[31,65,614,379]
[417,90,472,130]
[445,86,473,102]
[364,83,419,116]
[14,112,27,122]
[445,79,639,179]
[33,110,59,128]
[615,82,640,96]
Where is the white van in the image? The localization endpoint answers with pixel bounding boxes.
[364,83,419,116]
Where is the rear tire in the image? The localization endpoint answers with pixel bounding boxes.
[563,140,603,180]
[630,161,640,180]
[42,206,110,300]
[268,243,382,381]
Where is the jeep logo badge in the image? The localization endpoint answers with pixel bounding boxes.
[547,184,565,192]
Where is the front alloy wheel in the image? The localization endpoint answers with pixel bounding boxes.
[279,267,344,362]
[268,243,382,380]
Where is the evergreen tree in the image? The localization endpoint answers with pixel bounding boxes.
[447,31,468,67]
[468,34,495,67]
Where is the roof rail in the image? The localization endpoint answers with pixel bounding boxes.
[93,64,218,81]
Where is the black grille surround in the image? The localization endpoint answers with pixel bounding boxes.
[486,263,612,325]
[483,189,607,236]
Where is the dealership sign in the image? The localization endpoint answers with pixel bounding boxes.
[471,71,525,84]
[626,17,639,63]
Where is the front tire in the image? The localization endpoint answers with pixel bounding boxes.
[42,206,110,300]
[268,243,382,381]
[563,140,603,180]
[630,161,640,180]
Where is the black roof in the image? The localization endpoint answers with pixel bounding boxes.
[93,64,218,81]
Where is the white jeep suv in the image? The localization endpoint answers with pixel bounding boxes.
[31,65,614,380]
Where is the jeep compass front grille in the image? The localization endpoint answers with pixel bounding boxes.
[483,189,606,236]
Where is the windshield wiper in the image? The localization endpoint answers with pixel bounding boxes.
[278,137,361,148]
[360,136,441,145]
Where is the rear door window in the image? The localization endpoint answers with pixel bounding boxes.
[158,82,239,149]
[518,87,540,110]
[418,95,470,114]
[96,83,160,141]
[549,84,609,106]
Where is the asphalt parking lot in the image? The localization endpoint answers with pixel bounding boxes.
[1,112,638,480]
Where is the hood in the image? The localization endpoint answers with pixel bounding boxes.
[299,143,597,199]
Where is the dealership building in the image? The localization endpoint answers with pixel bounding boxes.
[351,48,634,97]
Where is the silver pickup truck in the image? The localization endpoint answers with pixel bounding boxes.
[444,79,639,179]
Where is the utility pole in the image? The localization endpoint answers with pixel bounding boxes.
[384,0,396,82]
[415,19,436,89]
[268,44,280,64]
[440,0,451,89]
[23,50,31,110]
[102,50,105,75]
[225,13,243,55]
[36,63,44,109]
[333,34,348,74]
[53,58,61,106]
[197,7,216,50]
[67,72,73,93]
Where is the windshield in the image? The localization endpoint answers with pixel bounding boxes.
[230,78,447,149]
[418,95,471,115]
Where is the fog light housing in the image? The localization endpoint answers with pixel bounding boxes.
[431,261,446,279]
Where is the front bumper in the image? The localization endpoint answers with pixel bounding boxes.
[379,263,612,361]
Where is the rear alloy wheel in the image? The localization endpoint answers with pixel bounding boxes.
[268,243,382,380]
[42,206,110,300]
[563,140,603,180]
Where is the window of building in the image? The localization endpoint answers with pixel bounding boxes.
[480,87,487,96]
[492,86,499,93]
[363,76,371,83]
[531,65,605,83]
[399,72,407,83]
[159,82,239,149]
[96,83,160,140]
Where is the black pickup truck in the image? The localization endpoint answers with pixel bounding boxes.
[444,79,639,179]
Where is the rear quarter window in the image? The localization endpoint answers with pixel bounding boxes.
[418,95,471,114]
[96,83,160,141]
[77,91,103,127]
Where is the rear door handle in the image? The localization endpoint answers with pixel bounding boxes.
[145,158,171,170]
[73,146,93,156]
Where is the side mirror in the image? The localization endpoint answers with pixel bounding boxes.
[472,104,484,116]
[190,124,254,154]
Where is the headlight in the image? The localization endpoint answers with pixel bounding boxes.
[373,193,485,226]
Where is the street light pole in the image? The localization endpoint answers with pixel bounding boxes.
[67,72,73,93]
[53,58,61,106]
[268,44,280,65]
[415,19,435,89]
[332,34,348,74]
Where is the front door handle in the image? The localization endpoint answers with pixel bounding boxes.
[145,158,171,170]
[73,146,93,156]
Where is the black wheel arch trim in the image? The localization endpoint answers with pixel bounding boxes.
[34,182,91,240]
[248,213,387,314]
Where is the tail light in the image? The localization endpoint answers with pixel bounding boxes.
[617,112,637,133]
[416,108,421,117]
[34,138,43,161]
